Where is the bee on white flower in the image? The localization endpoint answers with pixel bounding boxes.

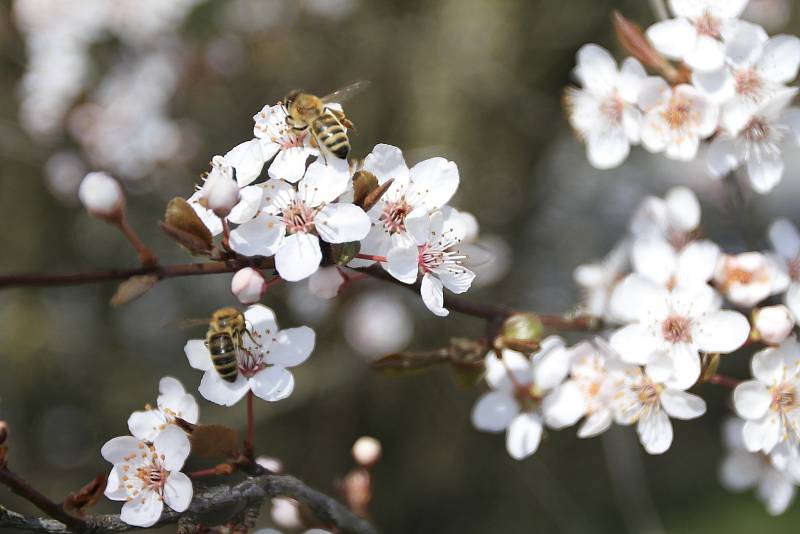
[719,417,800,516]
[733,337,800,467]
[713,252,790,307]
[184,305,315,406]
[564,44,646,169]
[638,79,720,161]
[350,144,460,268]
[102,426,193,527]
[470,337,579,460]
[609,274,750,389]
[612,363,706,455]
[707,88,800,194]
[385,208,475,317]
[229,160,370,281]
[646,0,751,72]
[768,219,800,322]
[127,377,199,443]
[252,104,318,183]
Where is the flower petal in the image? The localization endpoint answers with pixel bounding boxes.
[543,381,587,429]
[127,410,166,442]
[120,491,163,528]
[315,203,371,244]
[666,342,702,390]
[229,213,286,257]
[747,152,785,194]
[420,273,448,316]
[185,339,213,371]
[198,371,249,407]
[163,472,193,513]
[646,18,697,60]
[363,143,410,194]
[610,323,660,365]
[275,233,322,282]
[693,310,751,354]
[224,139,265,187]
[267,326,315,368]
[742,414,781,453]
[386,245,420,284]
[577,409,613,438]
[101,436,143,464]
[228,185,264,225]
[752,346,785,385]
[734,381,772,420]
[250,366,295,401]
[768,219,800,261]
[660,389,706,419]
[505,413,543,460]
[471,391,519,432]
[153,426,190,471]
[574,44,618,92]
[405,157,459,211]
[758,35,800,83]
[609,274,670,322]
[268,147,312,183]
[637,410,673,455]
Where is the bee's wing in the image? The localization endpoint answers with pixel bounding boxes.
[163,317,213,330]
[320,80,371,105]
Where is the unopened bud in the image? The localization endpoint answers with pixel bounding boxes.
[255,455,283,474]
[499,313,544,353]
[199,156,240,218]
[231,267,268,305]
[0,421,7,445]
[270,498,302,529]
[352,436,382,467]
[78,172,125,220]
[753,305,795,345]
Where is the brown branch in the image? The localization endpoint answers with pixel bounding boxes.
[0,468,86,531]
[709,374,741,389]
[0,472,378,534]
[0,258,274,289]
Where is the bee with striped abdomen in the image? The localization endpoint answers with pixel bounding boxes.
[205,307,249,383]
[283,81,370,161]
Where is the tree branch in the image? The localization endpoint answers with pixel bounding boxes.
[0,473,378,534]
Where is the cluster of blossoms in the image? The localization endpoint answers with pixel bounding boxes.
[188,100,479,317]
[479,186,800,514]
[566,0,800,194]
[101,377,198,527]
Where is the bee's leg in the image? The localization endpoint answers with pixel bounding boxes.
[309,128,329,164]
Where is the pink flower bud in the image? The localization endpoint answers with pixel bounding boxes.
[754,305,795,345]
[78,172,125,219]
[352,436,382,467]
[231,267,267,305]
[200,156,240,218]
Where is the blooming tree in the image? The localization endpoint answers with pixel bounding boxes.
[5,0,800,531]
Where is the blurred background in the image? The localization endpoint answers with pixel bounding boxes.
[2,0,800,532]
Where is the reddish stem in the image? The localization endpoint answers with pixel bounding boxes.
[115,217,158,268]
[709,374,741,389]
[245,391,255,461]
[355,254,387,263]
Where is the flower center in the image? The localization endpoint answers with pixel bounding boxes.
[743,118,770,144]
[600,93,624,125]
[735,69,762,98]
[381,200,411,234]
[661,315,693,344]
[661,95,694,131]
[636,378,663,407]
[771,382,798,412]
[514,383,542,412]
[694,11,721,37]
[281,200,315,234]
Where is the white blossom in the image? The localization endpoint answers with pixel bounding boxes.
[78,172,124,218]
[694,24,800,133]
[352,144,459,268]
[609,274,750,389]
[229,160,370,282]
[352,436,382,467]
[768,219,800,322]
[252,104,318,183]
[470,337,577,460]
[638,79,719,161]
[127,377,199,443]
[707,88,800,194]
[734,337,800,464]
[102,426,193,527]
[574,241,629,318]
[713,252,789,307]
[612,364,706,454]
[631,237,720,290]
[565,44,646,169]
[386,209,475,317]
[646,0,750,72]
[754,305,796,345]
[630,186,702,244]
[198,156,241,218]
[184,305,315,406]
[720,417,800,515]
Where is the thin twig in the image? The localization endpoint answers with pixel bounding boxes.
[114,219,158,268]
[0,468,86,531]
[709,374,741,389]
[245,391,255,461]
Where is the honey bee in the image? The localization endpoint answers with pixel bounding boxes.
[283,81,370,161]
[205,307,250,383]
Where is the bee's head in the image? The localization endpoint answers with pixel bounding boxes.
[286,92,324,122]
